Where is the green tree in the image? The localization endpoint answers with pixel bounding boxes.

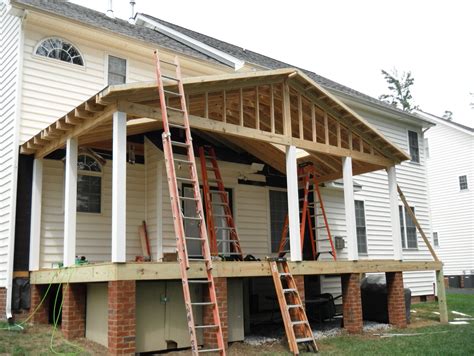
[379,69,418,112]
[442,110,453,121]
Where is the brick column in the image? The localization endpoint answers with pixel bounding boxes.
[30,284,49,324]
[203,277,228,349]
[386,272,407,328]
[341,273,363,333]
[108,281,136,355]
[62,284,86,339]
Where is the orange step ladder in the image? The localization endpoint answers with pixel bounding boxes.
[269,258,318,354]
[199,145,243,260]
[278,163,336,261]
[154,50,225,355]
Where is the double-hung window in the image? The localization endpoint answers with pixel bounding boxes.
[269,190,288,253]
[77,154,102,213]
[408,130,420,163]
[459,175,468,191]
[108,55,127,85]
[354,200,368,254]
[399,205,417,248]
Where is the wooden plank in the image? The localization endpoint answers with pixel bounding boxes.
[436,269,448,324]
[30,260,443,284]
[282,80,292,136]
[324,112,329,144]
[397,185,439,261]
[298,94,303,139]
[270,84,275,134]
[112,111,127,263]
[255,86,260,130]
[64,138,78,267]
[311,105,316,142]
[29,159,43,271]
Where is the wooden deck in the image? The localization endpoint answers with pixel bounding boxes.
[30,259,443,284]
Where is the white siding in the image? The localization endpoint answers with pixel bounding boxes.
[39,159,145,267]
[426,122,474,275]
[0,2,21,287]
[19,19,230,144]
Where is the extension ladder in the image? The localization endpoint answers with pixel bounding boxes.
[154,51,225,355]
[199,145,243,260]
[278,163,336,261]
[269,258,318,354]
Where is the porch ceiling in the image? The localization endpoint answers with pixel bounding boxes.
[20,68,410,181]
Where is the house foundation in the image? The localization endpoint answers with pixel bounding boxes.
[341,273,363,333]
[386,272,407,328]
[203,277,228,348]
[62,283,86,339]
[30,284,49,324]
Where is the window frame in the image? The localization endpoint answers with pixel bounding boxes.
[106,54,128,86]
[433,231,439,247]
[459,175,469,191]
[407,130,420,163]
[76,154,103,215]
[354,199,368,255]
[33,37,85,68]
[268,188,288,254]
[399,205,418,249]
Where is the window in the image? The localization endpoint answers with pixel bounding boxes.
[35,37,83,65]
[354,200,368,254]
[77,155,102,213]
[399,205,417,249]
[269,190,288,253]
[108,55,127,85]
[433,232,439,247]
[459,175,468,191]
[408,130,419,163]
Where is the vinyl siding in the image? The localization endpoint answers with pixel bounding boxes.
[0,2,21,287]
[39,159,145,267]
[426,123,474,275]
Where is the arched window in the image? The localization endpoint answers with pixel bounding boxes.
[77,154,102,213]
[35,37,84,66]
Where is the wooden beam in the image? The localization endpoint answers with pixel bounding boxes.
[270,84,275,134]
[283,80,292,136]
[29,159,43,271]
[85,101,106,112]
[30,260,443,284]
[311,105,316,142]
[75,108,94,119]
[112,111,127,263]
[397,185,439,261]
[255,86,260,130]
[298,94,303,139]
[436,269,448,324]
[64,138,78,267]
[35,104,117,158]
[343,157,358,260]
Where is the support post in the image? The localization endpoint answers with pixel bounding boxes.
[342,157,358,260]
[112,111,127,263]
[64,138,78,267]
[29,159,43,271]
[436,269,448,324]
[387,166,403,260]
[286,145,301,261]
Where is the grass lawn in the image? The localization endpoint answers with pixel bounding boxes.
[0,290,472,355]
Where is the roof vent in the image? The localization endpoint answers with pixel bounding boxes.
[128,1,136,24]
[106,0,114,18]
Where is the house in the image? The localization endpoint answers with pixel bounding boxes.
[0,0,446,354]
[419,111,474,288]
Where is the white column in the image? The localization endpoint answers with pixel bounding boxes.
[29,158,43,271]
[342,157,358,261]
[387,166,403,260]
[112,111,127,262]
[286,145,302,261]
[64,138,78,267]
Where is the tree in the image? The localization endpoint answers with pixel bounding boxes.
[379,69,418,112]
[442,110,453,121]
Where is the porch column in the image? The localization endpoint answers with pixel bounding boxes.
[112,111,127,263]
[64,138,78,267]
[387,166,403,260]
[286,145,302,261]
[29,158,43,271]
[342,157,358,261]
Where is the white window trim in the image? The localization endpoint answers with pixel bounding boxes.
[104,53,129,86]
[407,130,420,164]
[400,204,418,250]
[354,199,368,256]
[33,36,86,70]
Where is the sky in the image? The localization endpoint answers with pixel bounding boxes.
[70,0,474,127]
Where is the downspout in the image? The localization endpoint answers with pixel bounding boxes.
[5,6,26,320]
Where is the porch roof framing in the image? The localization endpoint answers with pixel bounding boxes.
[20,68,410,181]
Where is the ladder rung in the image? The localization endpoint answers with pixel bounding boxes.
[188,280,211,284]
[296,337,315,343]
[283,288,297,293]
[182,216,202,221]
[279,272,291,277]
[162,74,179,81]
[179,196,198,201]
[287,304,303,309]
[191,302,215,306]
[176,176,196,183]
[188,258,206,261]
[292,320,308,326]
[198,348,223,353]
[160,59,178,66]
[194,324,218,329]
[175,158,193,165]
[169,123,186,129]
[185,237,205,241]
[170,140,189,148]
[164,89,182,97]
[217,239,240,244]
[211,202,227,206]
[317,238,332,241]
[167,106,185,113]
